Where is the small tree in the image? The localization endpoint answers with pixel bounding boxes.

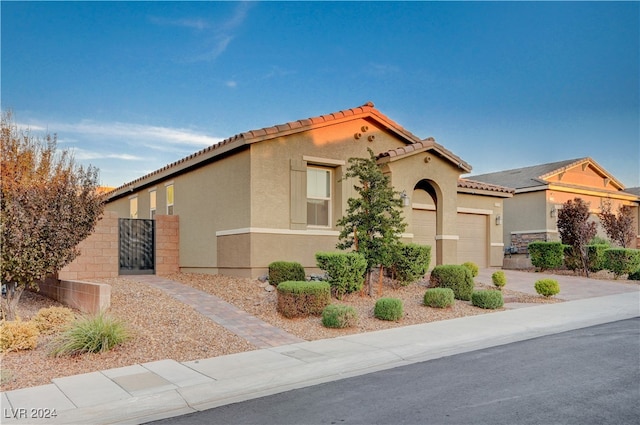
[1,111,104,320]
[336,148,407,296]
[557,198,597,277]
[598,200,635,248]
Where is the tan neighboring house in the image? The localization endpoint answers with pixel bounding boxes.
[469,158,640,262]
[105,102,513,278]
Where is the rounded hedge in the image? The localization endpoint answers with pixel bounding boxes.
[462,262,479,278]
[268,261,306,287]
[491,271,507,289]
[429,265,475,301]
[321,304,358,328]
[276,281,331,318]
[534,279,560,297]
[471,290,504,309]
[374,298,403,321]
[423,288,455,308]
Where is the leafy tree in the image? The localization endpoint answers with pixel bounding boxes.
[598,200,635,248]
[336,148,407,296]
[1,111,104,320]
[557,198,597,277]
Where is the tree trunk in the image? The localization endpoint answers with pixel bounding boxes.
[1,282,25,321]
[378,265,384,296]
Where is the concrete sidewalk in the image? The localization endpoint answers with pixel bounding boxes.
[1,289,638,425]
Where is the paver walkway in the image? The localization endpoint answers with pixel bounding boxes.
[128,275,305,349]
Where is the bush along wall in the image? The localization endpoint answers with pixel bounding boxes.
[423,288,455,308]
[391,243,432,285]
[268,261,306,287]
[604,248,640,279]
[276,281,331,318]
[528,242,564,271]
[315,252,367,298]
[429,265,474,301]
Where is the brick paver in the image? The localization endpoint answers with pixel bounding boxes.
[128,275,305,349]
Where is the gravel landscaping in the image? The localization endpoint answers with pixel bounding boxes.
[0,272,558,392]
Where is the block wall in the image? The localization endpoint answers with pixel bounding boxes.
[156,215,180,274]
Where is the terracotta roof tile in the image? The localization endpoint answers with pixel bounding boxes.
[458,178,515,194]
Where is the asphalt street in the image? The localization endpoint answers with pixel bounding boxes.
[148,318,640,425]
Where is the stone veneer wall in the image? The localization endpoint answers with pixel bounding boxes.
[510,232,548,254]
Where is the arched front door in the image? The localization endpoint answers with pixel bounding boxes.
[411,180,438,270]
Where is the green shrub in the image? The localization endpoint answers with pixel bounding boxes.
[429,265,474,301]
[528,242,564,271]
[276,281,331,318]
[534,279,560,297]
[471,290,504,309]
[604,248,640,279]
[392,243,432,284]
[423,288,455,308]
[563,245,580,272]
[0,319,40,353]
[321,304,358,328]
[32,306,76,335]
[586,244,609,273]
[462,262,479,278]
[48,311,131,357]
[628,267,640,281]
[374,298,403,321]
[491,271,507,290]
[268,261,306,287]
[315,252,367,297]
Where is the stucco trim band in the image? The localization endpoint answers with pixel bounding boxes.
[435,235,459,240]
[457,207,494,215]
[216,227,341,237]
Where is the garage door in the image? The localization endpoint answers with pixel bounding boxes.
[457,213,487,267]
[412,208,436,270]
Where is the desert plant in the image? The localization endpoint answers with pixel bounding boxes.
[48,311,131,357]
[528,242,564,271]
[471,290,504,309]
[391,243,432,284]
[429,264,474,301]
[534,279,560,297]
[462,262,479,278]
[268,261,306,287]
[0,319,40,352]
[423,288,455,308]
[276,281,331,318]
[491,271,507,290]
[321,304,359,328]
[32,306,76,335]
[374,298,403,321]
[604,248,640,279]
[315,252,367,297]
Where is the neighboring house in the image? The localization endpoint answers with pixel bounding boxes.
[105,102,513,278]
[470,158,640,258]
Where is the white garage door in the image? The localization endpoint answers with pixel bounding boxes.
[457,213,487,267]
[412,208,436,270]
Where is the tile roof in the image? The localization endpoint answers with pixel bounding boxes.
[468,157,623,190]
[108,102,424,198]
[377,137,472,172]
[457,178,515,195]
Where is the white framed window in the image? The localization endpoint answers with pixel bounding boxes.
[129,196,138,219]
[149,189,156,219]
[166,184,174,215]
[307,167,331,227]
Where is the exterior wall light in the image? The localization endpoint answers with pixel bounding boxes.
[400,190,410,207]
[550,206,557,218]
[495,215,502,226]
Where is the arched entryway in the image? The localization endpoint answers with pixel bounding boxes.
[411,180,439,269]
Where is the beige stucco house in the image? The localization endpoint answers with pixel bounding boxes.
[105,102,513,278]
[470,157,640,258]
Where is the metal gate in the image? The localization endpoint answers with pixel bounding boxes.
[119,219,155,275]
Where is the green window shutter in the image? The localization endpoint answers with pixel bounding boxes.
[290,159,307,229]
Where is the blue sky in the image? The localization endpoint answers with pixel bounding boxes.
[2,1,638,188]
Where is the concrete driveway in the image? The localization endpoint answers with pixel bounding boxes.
[477,268,640,301]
